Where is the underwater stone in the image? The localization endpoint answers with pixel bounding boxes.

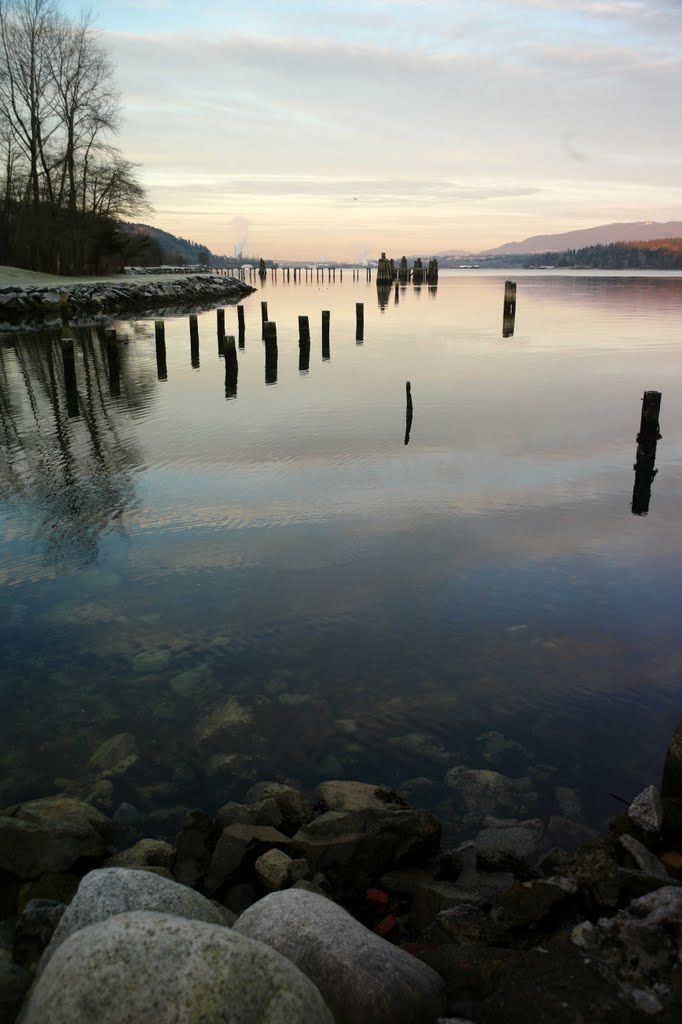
[0,796,114,879]
[628,785,664,833]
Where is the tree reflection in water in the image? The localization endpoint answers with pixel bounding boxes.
[0,324,153,571]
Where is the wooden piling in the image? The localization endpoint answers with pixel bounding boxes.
[237,305,245,347]
[189,315,200,368]
[263,321,278,385]
[405,381,413,446]
[356,302,364,342]
[217,308,225,336]
[322,310,330,362]
[154,321,167,380]
[298,315,310,343]
[224,335,238,399]
[633,391,662,515]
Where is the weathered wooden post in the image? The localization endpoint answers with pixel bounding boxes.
[377,253,392,284]
[503,280,517,337]
[258,258,266,279]
[322,310,330,361]
[427,258,439,285]
[261,301,268,338]
[216,308,225,336]
[404,381,413,446]
[299,328,310,374]
[155,321,167,381]
[237,305,245,348]
[394,283,399,304]
[190,315,200,368]
[61,338,79,417]
[412,258,424,285]
[632,391,662,515]
[398,256,409,284]
[263,321,278,385]
[298,315,310,344]
[224,335,238,399]
[356,302,364,343]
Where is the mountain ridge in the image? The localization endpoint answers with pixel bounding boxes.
[472,221,682,256]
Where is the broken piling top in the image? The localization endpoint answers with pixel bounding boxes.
[637,391,662,443]
[426,259,439,284]
[376,252,393,283]
[412,258,425,285]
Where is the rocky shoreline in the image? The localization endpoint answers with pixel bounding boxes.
[1,711,682,1023]
[0,272,254,331]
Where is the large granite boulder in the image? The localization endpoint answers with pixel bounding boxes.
[234,888,446,1023]
[40,867,231,969]
[20,911,333,1023]
[0,796,114,879]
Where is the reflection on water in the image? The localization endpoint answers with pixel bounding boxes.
[1,271,682,848]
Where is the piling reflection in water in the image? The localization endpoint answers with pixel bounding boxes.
[61,339,79,418]
[377,281,392,310]
[632,390,662,516]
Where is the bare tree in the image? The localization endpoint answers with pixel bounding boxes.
[0,0,148,272]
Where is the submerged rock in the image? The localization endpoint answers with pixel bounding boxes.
[22,911,333,1024]
[234,888,446,1024]
[445,767,539,824]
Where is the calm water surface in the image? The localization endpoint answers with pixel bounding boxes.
[2,270,682,845]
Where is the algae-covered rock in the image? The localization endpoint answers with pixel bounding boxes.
[0,796,114,879]
[104,839,175,872]
[22,911,334,1024]
[195,696,254,743]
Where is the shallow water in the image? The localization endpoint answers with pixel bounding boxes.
[1,270,682,846]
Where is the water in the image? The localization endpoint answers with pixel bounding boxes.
[2,270,682,846]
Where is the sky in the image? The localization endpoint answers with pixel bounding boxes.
[59,0,682,261]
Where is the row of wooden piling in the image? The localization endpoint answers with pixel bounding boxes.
[216,263,373,283]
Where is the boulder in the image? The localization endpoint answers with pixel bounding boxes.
[572,886,682,1015]
[245,781,315,835]
[662,712,682,798]
[627,785,664,833]
[315,781,408,813]
[445,767,538,824]
[234,888,446,1023]
[172,809,220,888]
[292,807,440,888]
[0,957,32,1023]
[20,911,333,1024]
[13,899,66,971]
[88,732,139,775]
[205,824,292,894]
[255,849,295,891]
[619,834,669,879]
[40,867,232,969]
[474,817,544,861]
[104,839,175,872]
[409,882,485,932]
[0,796,114,879]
